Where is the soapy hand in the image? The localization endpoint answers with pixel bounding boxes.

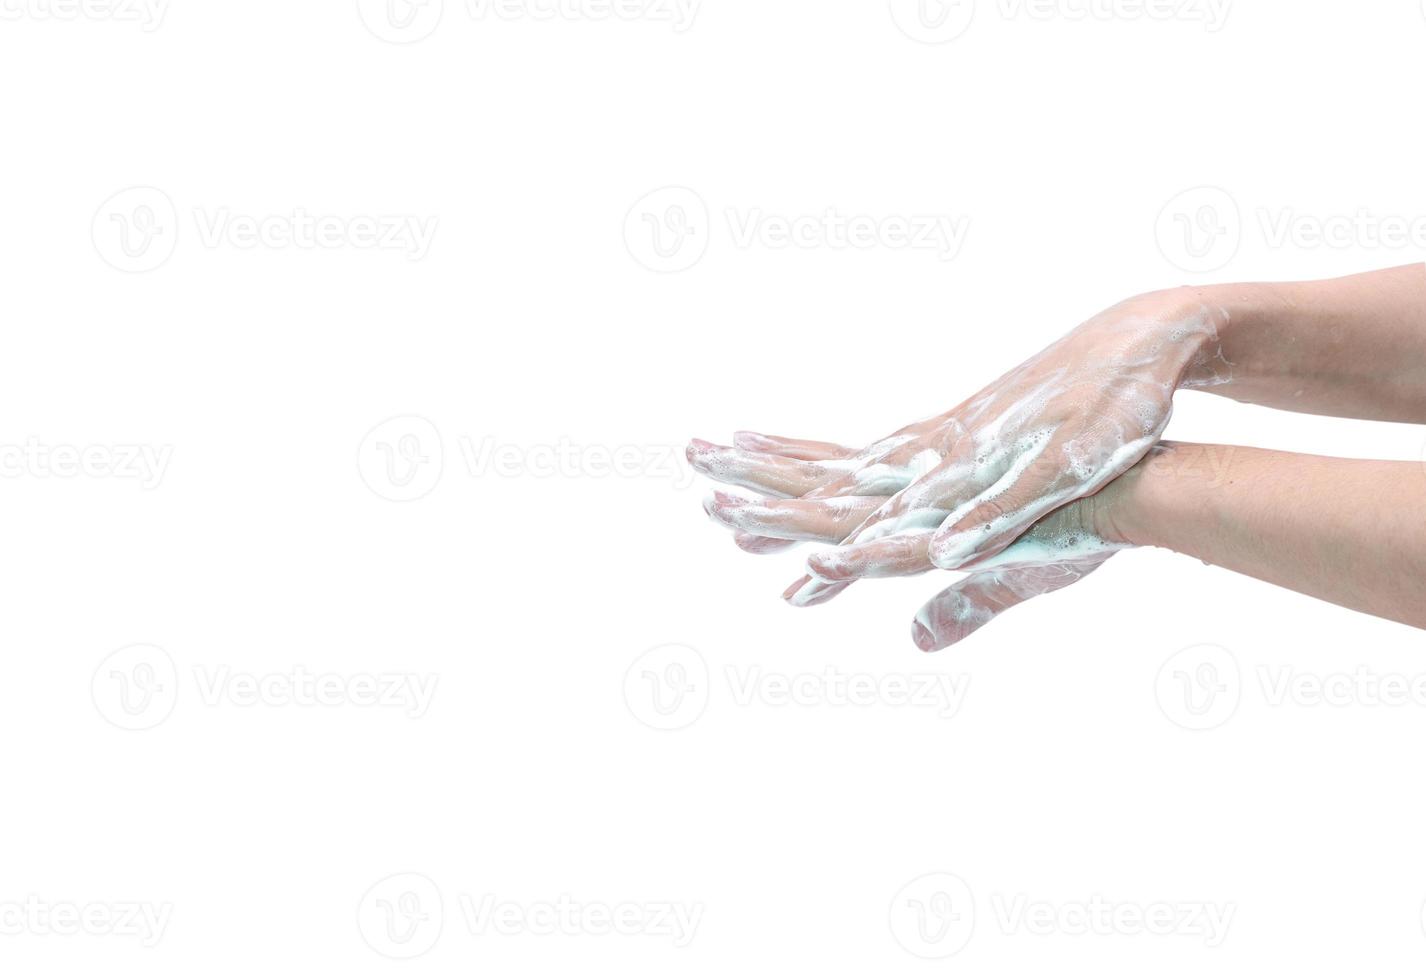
[698,444,1131,649]
[688,289,1230,645]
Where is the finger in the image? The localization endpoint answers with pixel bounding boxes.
[686,439,850,497]
[956,518,1130,573]
[929,433,1159,570]
[781,574,851,607]
[806,530,936,582]
[794,439,979,590]
[733,531,796,555]
[911,557,1109,652]
[706,491,881,543]
[733,430,859,461]
[700,492,795,554]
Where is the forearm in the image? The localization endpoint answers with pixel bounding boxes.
[1177,264,1426,421]
[1100,442,1426,629]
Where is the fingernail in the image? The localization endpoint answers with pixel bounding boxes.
[806,550,851,581]
[911,621,938,652]
[929,530,978,569]
[686,438,715,461]
[712,490,749,508]
[781,576,811,601]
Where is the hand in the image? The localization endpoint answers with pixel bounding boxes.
[688,288,1229,644]
[804,289,1230,585]
[699,444,1131,649]
[716,289,1225,605]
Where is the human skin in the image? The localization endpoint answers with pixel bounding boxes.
[804,263,1426,586]
[1201,263,1426,422]
[689,264,1426,647]
[700,440,1426,651]
[906,442,1426,650]
[1098,443,1426,630]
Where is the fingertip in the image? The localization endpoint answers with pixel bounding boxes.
[685,438,712,465]
[805,550,852,582]
[928,527,979,570]
[733,532,793,555]
[911,620,938,652]
[783,575,843,606]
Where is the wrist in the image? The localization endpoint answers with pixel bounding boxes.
[1086,441,1224,549]
[1163,279,1318,393]
[1151,283,1263,390]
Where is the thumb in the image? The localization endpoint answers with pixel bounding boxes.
[911,557,1110,651]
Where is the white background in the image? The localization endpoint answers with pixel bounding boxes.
[2,0,1426,976]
